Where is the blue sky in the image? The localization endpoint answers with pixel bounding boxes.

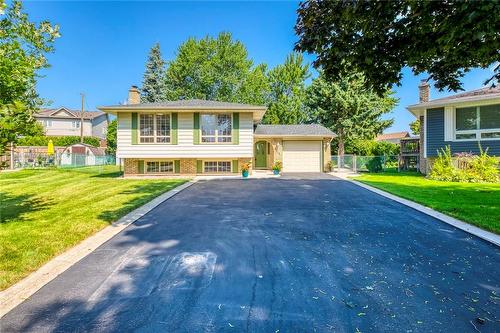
[25,1,495,133]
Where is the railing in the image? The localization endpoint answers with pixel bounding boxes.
[400,138,420,155]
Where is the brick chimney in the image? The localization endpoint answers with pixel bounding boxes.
[418,79,430,103]
[128,85,140,105]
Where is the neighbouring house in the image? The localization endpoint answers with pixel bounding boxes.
[35,107,109,139]
[60,143,108,166]
[375,131,410,144]
[407,81,500,174]
[98,86,335,176]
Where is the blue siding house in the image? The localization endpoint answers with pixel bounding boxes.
[407,81,500,173]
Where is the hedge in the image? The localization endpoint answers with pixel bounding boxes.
[17,136,101,147]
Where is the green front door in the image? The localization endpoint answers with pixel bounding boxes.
[255,141,267,168]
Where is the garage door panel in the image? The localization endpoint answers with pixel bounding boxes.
[283,141,321,172]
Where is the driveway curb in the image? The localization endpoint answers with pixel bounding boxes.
[346,178,500,247]
[0,180,196,318]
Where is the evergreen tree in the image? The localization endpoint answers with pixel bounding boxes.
[410,119,420,135]
[263,53,310,124]
[141,43,166,103]
[307,72,397,156]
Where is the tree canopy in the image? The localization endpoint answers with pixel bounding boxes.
[263,53,310,124]
[141,43,166,103]
[295,0,500,93]
[163,32,263,103]
[0,0,59,153]
[410,119,420,136]
[307,72,397,155]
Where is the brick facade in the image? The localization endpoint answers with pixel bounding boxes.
[124,158,139,175]
[180,159,196,174]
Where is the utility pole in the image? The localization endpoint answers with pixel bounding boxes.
[80,93,84,143]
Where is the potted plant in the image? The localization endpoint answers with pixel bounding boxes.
[272,161,282,175]
[241,162,251,178]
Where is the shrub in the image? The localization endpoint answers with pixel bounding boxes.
[17,135,100,147]
[367,156,383,172]
[430,145,499,183]
[467,148,499,183]
[429,146,457,181]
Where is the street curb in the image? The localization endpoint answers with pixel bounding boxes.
[347,179,500,247]
[0,180,196,319]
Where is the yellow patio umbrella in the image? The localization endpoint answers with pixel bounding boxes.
[47,139,55,156]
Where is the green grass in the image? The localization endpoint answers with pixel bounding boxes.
[355,171,500,234]
[0,166,187,290]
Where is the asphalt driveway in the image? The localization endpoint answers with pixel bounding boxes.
[1,177,499,332]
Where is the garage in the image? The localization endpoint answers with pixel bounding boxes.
[282,140,322,172]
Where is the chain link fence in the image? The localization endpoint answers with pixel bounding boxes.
[330,154,400,172]
[11,151,115,169]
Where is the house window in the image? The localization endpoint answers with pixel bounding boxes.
[139,113,170,143]
[201,114,232,143]
[203,161,231,173]
[71,121,80,129]
[455,104,500,140]
[146,161,173,173]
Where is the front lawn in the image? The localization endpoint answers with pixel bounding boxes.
[355,171,500,234]
[0,166,187,290]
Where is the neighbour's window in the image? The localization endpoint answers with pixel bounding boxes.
[203,161,231,173]
[201,113,232,143]
[71,120,80,128]
[146,161,173,173]
[455,104,500,140]
[139,113,170,143]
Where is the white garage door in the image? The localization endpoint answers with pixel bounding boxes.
[282,141,322,172]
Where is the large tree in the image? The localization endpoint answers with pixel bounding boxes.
[307,72,397,156]
[295,0,500,93]
[410,119,420,136]
[141,43,166,103]
[263,53,310,124]
[163,32,267,104]
[0,0,59,153]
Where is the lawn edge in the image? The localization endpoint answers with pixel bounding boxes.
[347,178,500,247]
[0,179,196,319]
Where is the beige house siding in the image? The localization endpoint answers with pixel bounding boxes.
[38,117,93,137]
[116,112,254,159]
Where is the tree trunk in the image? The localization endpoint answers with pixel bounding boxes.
[337,130,345,168]
[337,129,345,156]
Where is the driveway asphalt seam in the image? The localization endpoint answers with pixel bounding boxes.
[0,180,196,319]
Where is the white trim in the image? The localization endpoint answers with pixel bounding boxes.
[407,93,500,110]
[423,109,427,158]
[144,160,175,174]
[200,113,232,144]
[452,104,500,142]
[138,112,172,144]
[202,159,233,173]
[443,106,454,141]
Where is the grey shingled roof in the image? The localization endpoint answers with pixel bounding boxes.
[430,85,500,102]
[408,85,500,109]
[36,108,105,120]
[255,124,335,137]
[100,99,266,110]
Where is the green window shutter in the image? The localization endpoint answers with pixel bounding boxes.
[171,113,178,145]
[138,160,144,174]
[131,113,138,144]
[232,160,239,173]
[193,113,200,144]
[196,160,203,173]
[232,112,239,145]
[174,160,180,173]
